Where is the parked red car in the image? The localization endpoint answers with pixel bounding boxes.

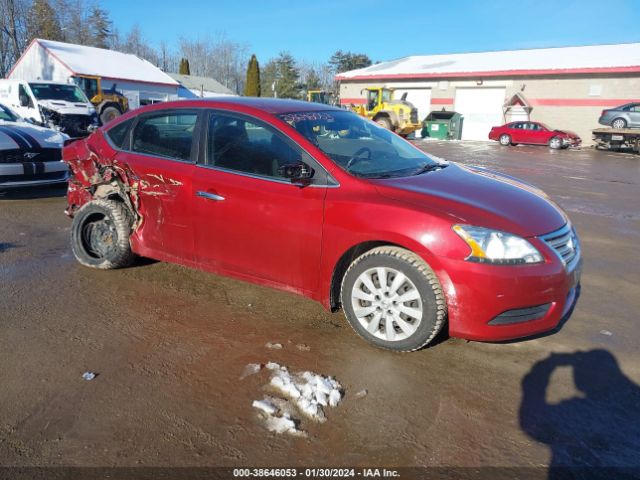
[63,99,581,352]
[489,121,581,149]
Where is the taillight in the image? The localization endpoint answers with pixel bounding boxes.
[601,110,607,117]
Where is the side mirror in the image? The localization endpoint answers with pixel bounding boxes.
[278,161,314,184]
[19,95,30,107]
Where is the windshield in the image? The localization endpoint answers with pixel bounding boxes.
[0,104,19,122]
[28,83,89,103]
[279,110,443,179]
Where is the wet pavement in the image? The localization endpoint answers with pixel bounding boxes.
[1,142,639,475]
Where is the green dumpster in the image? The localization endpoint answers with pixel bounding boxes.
[421,111,463,140]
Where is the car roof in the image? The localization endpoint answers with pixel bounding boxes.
[155,97,342,115]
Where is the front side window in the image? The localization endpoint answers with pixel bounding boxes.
[280,110,443,179]
[207,113,302,179]
[28,83,89,103]
[131,111,197,161]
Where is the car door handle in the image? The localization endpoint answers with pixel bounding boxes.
[196,191,225,201]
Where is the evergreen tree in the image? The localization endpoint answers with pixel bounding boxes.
[328,50,372,74]
[88,6,111,49]
[244,54,261,97]
[27,0,63,42]
[274,52,301,99]
[179,58,191,75]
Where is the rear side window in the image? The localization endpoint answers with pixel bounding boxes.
[106,118,133,149]
[131,111,198,161]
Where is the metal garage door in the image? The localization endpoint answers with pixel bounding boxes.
[455,88,506,141]
[393,88,431,138]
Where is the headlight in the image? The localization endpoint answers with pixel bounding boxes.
[452,225,543,265]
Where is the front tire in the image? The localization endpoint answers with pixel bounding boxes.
[375,116,392,130]
[549,136,563,149]
[100,106,121,125]
[340,246,446,352]
[499,134,511,146]
[71,199,135,269]
[612,118,627,129]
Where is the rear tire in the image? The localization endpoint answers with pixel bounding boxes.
[100,106,121,125]
[499,134,511,146]
[71,199,134,269]
[612,118,627,129]
[340,246,446,352]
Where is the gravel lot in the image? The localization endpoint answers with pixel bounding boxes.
[1,142,639,475]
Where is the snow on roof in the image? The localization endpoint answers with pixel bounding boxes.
[36,39,179,86]
[336,43,640,80]
[169,73,235,95]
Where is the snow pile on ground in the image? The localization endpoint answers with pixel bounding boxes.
[247,362,344,436]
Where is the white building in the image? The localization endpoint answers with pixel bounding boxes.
[337,43,640,143]
[7,39,180,109]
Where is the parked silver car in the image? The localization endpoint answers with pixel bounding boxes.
[598,103,640,129]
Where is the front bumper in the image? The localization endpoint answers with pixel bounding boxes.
[0,161,69,188]
[434,240,582,342]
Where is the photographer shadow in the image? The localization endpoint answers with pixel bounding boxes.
[519,350,640,479]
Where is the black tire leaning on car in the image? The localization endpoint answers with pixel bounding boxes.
[340,246,447,352]
[71,199,135,269]
[499,134,511,146]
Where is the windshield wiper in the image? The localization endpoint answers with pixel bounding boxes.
[411,163,448,176]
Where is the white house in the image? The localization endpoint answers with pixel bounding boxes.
[7,39,180,109]
[169,73,236,98]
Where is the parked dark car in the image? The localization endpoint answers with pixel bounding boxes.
[63,98,581,352]
[598,103,640,129]
[489,121,581,149]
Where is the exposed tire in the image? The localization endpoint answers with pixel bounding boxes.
[549,136,563,149]
[612,118,627,129]
[499,134,511,146]
[375,116,392,130]
[71,199,135,269]
[100,106,121,125]
[340,246,447,352]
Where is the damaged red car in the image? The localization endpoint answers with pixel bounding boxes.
[64,98,582,352]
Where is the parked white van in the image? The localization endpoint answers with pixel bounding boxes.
[0,80,98,138]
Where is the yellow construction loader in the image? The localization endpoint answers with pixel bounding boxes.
[73,75,129,125]
[306,90,334,105]
[349,87,421,137]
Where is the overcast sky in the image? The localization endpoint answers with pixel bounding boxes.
[107,0,640,63]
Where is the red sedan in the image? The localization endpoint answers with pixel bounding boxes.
[489,121,581,149]
[63,98,581,352]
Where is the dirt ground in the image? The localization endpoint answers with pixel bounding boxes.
[1,142,639,476]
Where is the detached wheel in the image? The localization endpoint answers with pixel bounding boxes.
[71,199,134,269]
[100,106,121,125]
[340,246,446,352]
[549,136,563,149]
[612,118,627,129]
[499,134,512,146]
[375,116,392,130]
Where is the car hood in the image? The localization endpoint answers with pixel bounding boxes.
[373,163,567,237]
[0,120,68,149]
[38,99,95,116]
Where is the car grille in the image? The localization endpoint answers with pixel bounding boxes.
[539,223,580,269]
[0,148,62,164]
[410,108,419,124]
